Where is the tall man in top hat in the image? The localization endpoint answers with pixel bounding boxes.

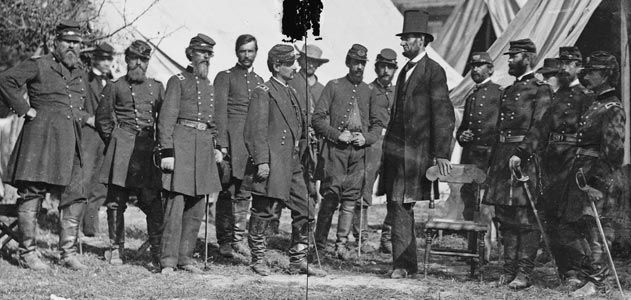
[81,42,114,237]
[0,20,94,270]
[243,44,326,277]
[378,10,455,279]
[527,47,594,286]
[214,34,264,258]
[354,48,398,253]
[95,40,165,266]
[485,39,552,289]
[312,44,387,259]
[456,52,502,222]
[158,34,222,274]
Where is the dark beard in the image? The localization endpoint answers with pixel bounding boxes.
[508,62,527,77]
[61,50,79,68]
[378,74,392,85]
[127,65,147,82]
[194,62,209,79]
[557,71,571,88]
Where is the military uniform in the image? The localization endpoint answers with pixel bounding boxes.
[95,56,165,264]
[312,45,387,254]
[0,22,92,270]
[456,79,502,220]
[158,36,222,268]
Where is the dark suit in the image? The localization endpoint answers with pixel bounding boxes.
[243,78,313,265]
[378,54,455,273]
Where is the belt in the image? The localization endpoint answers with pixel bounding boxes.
[118,123,153,137]
[498,134,525,143]
[576,147,599,158]
[549,132,577,143]
[177,119,209,131]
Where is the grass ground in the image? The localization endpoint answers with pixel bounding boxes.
[1,201,631,299]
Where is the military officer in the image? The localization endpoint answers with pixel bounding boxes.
[95,40,165,267]
[525,47,594,286]
[214,34,264,258]
[456,52,502,222]
[81,42,114,237]
[536,58,562,93]
[243,44,326,277]
[353,48,397,254]
[312,44,387,259]
[0,21,93,270]
[486,39,552,289]
[158,34,222,274]
[561,51,624,297]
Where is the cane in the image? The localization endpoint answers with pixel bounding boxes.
[358,199,363,259]
[204,194,209,270]
[575,168,624,296]
[510,163,558,277]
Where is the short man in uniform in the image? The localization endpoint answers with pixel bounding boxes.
[0,21,94,270]
[158,34,222,274]
[378,10,455,279]
[214,34,264,257]
[486,39,552,289]
[353,48,398,254]
[95,40,165,266]
[312,44,387,259]
[243,44,326,277]
[456,52,502,222]
[82,43,113,237]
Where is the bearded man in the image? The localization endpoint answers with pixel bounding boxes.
[0,20,94,270]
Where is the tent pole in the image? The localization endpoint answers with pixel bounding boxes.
[621,0,630,164]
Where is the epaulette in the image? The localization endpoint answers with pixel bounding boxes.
[224,70,231,74]
[604,102,622,110]
[175,73,185,80]
[256,84,269,92]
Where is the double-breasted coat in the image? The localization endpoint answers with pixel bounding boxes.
[484,73,552,207]
[95,75,164,189]
[158,67,221,196]
[0,53,91,186]
[213,64,264,180]
[378,55,455,201]
[243,79,305,201]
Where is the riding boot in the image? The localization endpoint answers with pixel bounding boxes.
[335,200,354,260]
[59,202,88,270]
[500,227,518,284]
[314,196,338,250]
[145,197,164,265]
[232,199,250,255]
[509,228,539,289]
[248,216,270,276]
[289,222,326,277]
[106,208,125,265]
[17,198,49,270]
[216,190,235,257]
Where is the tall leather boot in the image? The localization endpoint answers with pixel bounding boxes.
[145,197,164,267]
[380,223,392,254]
[232,199,251,255]
[17,198,49,271]
[266,201,283,236]
[509,228,539,289]
[105,207,125,265]
[59,202,88,270]
[314,196,338,250]
[289,222,326,277]
[216,190,235,257]
[500,227,518,285]
[335,200,355,260]
[248,216,270,276]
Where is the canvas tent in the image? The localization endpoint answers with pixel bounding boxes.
[94,0,463,89]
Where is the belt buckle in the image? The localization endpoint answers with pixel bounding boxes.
[551,133,563,142]
[499,135,506,143]
[196,123,206,130]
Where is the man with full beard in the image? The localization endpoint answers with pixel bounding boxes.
[158,34,222,274]
[214,34,264,258]
[484,39,552,289]
[377,10,454,279]
[354,48,397,254]
[312,44,387,259]
[456,52,502,223]
[0,21,94,270]
[95,40,165,267]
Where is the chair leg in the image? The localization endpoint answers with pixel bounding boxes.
[469,232,477,277]
[424,230,433,278]
[0,221,20,250]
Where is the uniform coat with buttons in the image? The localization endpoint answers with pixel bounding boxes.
[158,67,221,196]
[0,53,91,186]
[483,73,552,208]
[95,75,164,188]
[214,64,264,179]
[561,89,625,222]
[362,79,394,204]
[523,83,593,214]
[243,79,305,201]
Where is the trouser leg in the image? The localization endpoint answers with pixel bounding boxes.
[335,200,355,246]
[390,200,417,273]
[177,194,205,266]
[249,195,273,264]
[215,188,233,246]
[105,185,128,250]
[160,192,185,268]
[16,182,47,255]
[58,152,87,260]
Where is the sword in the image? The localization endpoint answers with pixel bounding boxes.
[204,194,209,270]
[575,168,624,296]
[510,163,558,278]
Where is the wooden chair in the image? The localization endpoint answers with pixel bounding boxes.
[423,164,488,278]
[0,203,20,250]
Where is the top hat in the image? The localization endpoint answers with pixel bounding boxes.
[396,10,434,43]
[295,44,329,64]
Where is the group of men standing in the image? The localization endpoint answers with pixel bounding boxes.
[0,9,626,296]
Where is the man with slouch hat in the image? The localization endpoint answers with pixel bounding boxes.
[243,44,326,277]
[0,20,93,270]
[157,33,222,274]
[95,40,165,267]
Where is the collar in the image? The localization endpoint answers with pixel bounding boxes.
[373,79,392,91]
[409,51,426,64]
[569,78,580,87]
[476,77,492,86]
[92,68,103,76]
[237,62,254,73]
[516,71,535,82]
[271,76,288,87]
[595,87,616,101]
